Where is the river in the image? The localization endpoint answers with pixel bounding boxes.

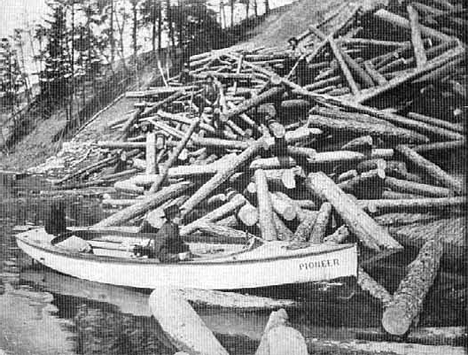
[0,174,466,354]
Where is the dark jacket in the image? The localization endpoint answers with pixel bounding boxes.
[153,221,189,262]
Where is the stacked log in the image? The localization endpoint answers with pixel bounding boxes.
[45,2,466,352]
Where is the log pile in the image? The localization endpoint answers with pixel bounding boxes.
[47,0,465,352]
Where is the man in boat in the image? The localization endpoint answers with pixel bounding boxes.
[152,204,191,262]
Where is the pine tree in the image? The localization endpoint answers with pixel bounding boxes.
[38,3,72,104]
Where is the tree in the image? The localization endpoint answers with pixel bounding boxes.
[172,0,227,56]
[253,0,258,18]
[229,0,235,27]
[264,0,270,15]
[239,0,250,21]
[38,3,72,105]
[0,37,23,107]
[140,0,163,54]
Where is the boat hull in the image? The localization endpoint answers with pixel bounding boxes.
[16,229,358,290]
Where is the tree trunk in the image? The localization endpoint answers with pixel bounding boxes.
[396,145,464,195]
[360,196,466,215]
[382,238,444,335]
[309,202,332,244]
[148,118,200,193]
[181,139,266,218]
[255,169,278,241]
[94,181,194,227]
[307,172,402,252]
[407,4,427,68]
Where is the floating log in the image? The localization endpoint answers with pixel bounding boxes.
[181,139,266,218]
[385,176,452,197]
[149,287,229,355]
[341,135,373,152]
[357,267,393,306]
[195,222,251,242]
[308,114,428,144]
[412,140,466,155]
[145,132,157,174]
[221,86,286,123]
[94,181,194,227]
[309,202,332,244]
[255,309,308,355]
[273,191,309,222]
[407,4,428,68]
[407,112,464,134]
[382,238,444,336]
[272,213,294,241]
[305,337,466,355]
[113,180,144,194]
[323,225,351,244]
[307,172,402,252]
[292,211,317,242]
[180,193,247,237]
[363,61,388,86]
[270,193,296,221]
[338,169,385,199]
[307,149,394,166]
[360,196,466,215]
[255,169,278,241]
[148,118,200,193]
[396,145,464,195]
[126,85,196,98]
[373,9,453,42]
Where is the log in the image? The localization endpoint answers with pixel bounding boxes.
[382,238,444,336]
[305,337,466,355]
[148,118,200,193]
[113,180,144,194]
[327,34,360,95]
[195,222,251,242]
[407,4,428,68]
[149,287,229,355]
[309,202,332,244]
[412,140,466,154]
[385,176,452,197]
[255,169,278,241]
[323,225,351,244]
[270,193,296,221]
[126,85,196,98]
[145,132,157,174]
[255,309,308,355]
[360,196,466,215]
[363,61,388,86]
[221,86,286,123]
[273,191,308,222]
[357,267,393,306]
[373,9,453,42]
[181,139,266,218]
[307,149,394,166]
[308,114,428,144]
[356,46,465,103]
[407,112,464,134]
[250,156,296,170]
[180,193,247,236]
[94,181,194,227]
[338,169,385,199]
[292,211,317,242]
[307,172,402,252]
[341,135,373,152]
[395,145,464,195]
[272,213,294,241]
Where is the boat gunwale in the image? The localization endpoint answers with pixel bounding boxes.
[16,230,357,266]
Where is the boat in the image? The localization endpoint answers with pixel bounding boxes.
[16,227,358,290]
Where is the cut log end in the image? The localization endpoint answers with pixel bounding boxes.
[382,307,412,336]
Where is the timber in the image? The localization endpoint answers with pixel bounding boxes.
[407,4,428,68]
[309,202,332,244]
[255,169,278,241]
[307,172,402,251]
[94,181,194,227]
[382,238,444,336]
[396,145,464,195]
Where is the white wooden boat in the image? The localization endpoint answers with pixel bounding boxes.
[16,227,358,290]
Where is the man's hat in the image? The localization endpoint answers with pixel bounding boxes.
[163,204,180,219]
